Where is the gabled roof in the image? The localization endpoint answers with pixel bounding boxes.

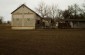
[11,4,41,17]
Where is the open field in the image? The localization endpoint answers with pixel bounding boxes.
[0,28,85,55]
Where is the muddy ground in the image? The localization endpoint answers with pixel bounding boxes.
[0,29,85,55]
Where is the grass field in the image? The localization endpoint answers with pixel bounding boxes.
[0,28,85,55]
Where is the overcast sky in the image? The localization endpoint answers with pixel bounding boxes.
[0,0,84,21]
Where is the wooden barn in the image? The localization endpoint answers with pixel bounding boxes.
[11,4,41,29]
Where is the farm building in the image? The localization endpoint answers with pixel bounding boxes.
[68,19,85,28]
[42,18,52,28]
[41,18,57,29]
[11,4,41,29]
[55,19,85,28]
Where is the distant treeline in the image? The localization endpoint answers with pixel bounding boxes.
[36,1,85,19]
[0,18,10,24]
[1,2,85,24]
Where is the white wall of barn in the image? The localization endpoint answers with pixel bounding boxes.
[11,5,38,29]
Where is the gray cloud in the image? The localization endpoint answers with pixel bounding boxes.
[0,0,84,21]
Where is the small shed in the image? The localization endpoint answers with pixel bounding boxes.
[55,19,85,28]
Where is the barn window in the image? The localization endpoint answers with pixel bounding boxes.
[16,18,19,21]
[27,18,30,21]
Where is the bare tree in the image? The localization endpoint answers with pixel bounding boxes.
[35,1,49,18]
[47,5,58,19]
[62,4,83,19]
[82,3,85,15]
[57,9,63,19]
[36,2,59,19]
[0,16,3,24]
[70,4,82,18]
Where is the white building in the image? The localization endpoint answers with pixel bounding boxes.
[11,4,41,29]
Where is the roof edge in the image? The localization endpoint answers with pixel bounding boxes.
[11,4,42,18]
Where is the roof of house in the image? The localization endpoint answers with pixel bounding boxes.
[43,18,52,21]
[11,4,41,18]
[55,19,85,22]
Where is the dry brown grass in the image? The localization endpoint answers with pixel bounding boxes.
[0,28,85,55]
